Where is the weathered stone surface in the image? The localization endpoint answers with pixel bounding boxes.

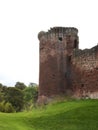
[39,27,79,98]
[38,27,98,99]
[71,45,98,98]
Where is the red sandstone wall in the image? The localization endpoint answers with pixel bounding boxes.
[71,45,98,98]
[39,27,78,97]
[38,27,98,99]
[39,36,67,96]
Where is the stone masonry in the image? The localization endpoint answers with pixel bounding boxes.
[71,46,98,98]
[38,27,98,99]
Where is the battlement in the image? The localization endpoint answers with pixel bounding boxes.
[38,27,78,40]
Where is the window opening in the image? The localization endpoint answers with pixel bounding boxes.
[74,39,77,48]
[81,84,84,87]
[58,37,62,41]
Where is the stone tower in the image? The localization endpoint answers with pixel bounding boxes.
[38,27,79,97]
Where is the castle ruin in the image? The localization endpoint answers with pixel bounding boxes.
[38,27,98,99]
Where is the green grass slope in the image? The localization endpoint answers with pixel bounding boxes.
[0,99,98,130]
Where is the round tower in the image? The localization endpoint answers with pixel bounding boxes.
[38,27,79,97]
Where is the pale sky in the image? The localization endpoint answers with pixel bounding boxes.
[0,0,98,86]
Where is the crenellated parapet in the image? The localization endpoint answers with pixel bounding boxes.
[38,27,78,40]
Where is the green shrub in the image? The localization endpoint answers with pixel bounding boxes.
[0,101,5,112]
[0,101,15,113]
[4,102,15,113]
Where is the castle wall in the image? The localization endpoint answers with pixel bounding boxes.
[39,27,78,97]
[38,27,98,99]
[71,45,98,98]
[38,27,98,98]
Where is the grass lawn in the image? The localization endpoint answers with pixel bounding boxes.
[0,99,98,130]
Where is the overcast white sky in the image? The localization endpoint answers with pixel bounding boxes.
[0,0,98,86]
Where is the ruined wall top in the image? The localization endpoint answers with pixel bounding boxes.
[72,45,98,57]
[38,27,78,40]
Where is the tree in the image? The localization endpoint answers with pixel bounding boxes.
[0,83,3,92]
[0,84,3,102]
[5,87,24,112]
[15,82,26,90]
[0,83,7,102]
[0,92,4,102]
[23,84,38,110]
[29,83,37,87]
